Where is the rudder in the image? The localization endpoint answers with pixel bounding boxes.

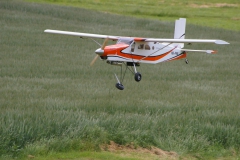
[174,18,186,48]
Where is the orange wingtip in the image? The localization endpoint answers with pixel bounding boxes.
[211,50,218,54]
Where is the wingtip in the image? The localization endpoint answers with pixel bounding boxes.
[211,50,218,54]
[206,50,217,54]
[215,40,229,45]
[44,29,51,33]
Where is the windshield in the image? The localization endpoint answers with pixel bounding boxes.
[117,37,134,45]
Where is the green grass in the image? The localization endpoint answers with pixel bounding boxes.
[0,0,240,159]
[25,0,240,31]
[18,150,168,160]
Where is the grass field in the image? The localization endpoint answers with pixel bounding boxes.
[0,0,240,159]
[25,0,240,31]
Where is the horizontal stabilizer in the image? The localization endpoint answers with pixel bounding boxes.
[180,49,217,54]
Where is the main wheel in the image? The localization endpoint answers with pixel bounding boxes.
[115,83,124,90]
[185,59,189,64]
[134,72,142,82]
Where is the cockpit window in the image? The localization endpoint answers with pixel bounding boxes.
[145,44,150,50]
[117,37,134,45]
[138,44,144,49]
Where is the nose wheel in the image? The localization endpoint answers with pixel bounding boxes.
[114,73,124,90]
[115,83,124,90]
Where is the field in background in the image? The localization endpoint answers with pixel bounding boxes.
[25,0,240,31]
[0,0,240,159]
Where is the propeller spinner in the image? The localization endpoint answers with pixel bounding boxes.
[90,38,109,66]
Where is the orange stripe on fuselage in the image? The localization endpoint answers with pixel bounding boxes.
[118,50,172,61]
[168,52,187,62]
[103,44,175,62]
[102,44,129,56]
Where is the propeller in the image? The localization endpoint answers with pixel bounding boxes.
[90,55,99,66]
[101,38,109,50]
[90,38,109,66]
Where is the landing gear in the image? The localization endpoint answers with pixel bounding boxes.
[112,62,142,90]
[185,59,189,64]
[133,63,142,82]
[115,83,124,90]
[114,73,124,90]
[134,72,142,82]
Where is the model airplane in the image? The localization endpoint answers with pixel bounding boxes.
[44,18,229,90]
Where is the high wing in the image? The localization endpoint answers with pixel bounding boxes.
[44,29,119,40]
[145,39,229,45]
[44,29,229,45]
[135,38,229,45]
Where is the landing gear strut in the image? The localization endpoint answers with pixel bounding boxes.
[132,63,142,82]
[114,74,124,90]
[113,62,141,90]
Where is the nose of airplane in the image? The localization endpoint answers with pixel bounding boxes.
[95,48,104,56]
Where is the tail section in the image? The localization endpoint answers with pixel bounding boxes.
[174,18,186,48]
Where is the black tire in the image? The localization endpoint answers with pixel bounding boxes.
[134,72,142,82]
[115,83,124,90]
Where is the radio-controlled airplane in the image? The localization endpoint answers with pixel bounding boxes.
[44,18,229,90]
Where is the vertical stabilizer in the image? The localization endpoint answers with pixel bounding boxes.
[174,18,186,48]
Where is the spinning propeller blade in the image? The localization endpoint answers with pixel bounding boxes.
[101,38,109,50]
[90,55,99,66]
[90,38,109,66]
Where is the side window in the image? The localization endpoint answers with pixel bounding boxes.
[131,42,135,52]
[138,44,144,49]
[145,45,150,50]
